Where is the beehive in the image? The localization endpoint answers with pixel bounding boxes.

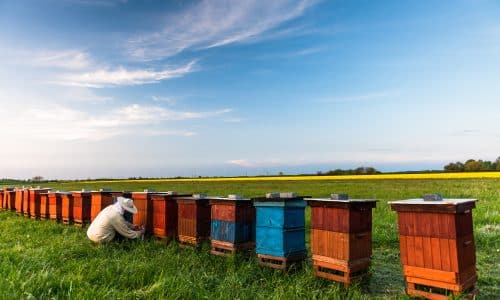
[0,188,3,209]
[307,194,377,286]
[23,188,30,216]
[60,192,74,224]
[72,190,92,227]
[90,189,120,221]
[253,192,307,270]
[390,196,478,299]
[131,190,158,235]
[151,192,189,241]
[29,188,51,219]
[39,193,50,219]
[14,188,25,215]
[48,192,63,221]
[176,194,211,247]
[209,195,255,256]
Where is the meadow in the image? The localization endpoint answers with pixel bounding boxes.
[0,178,499,299]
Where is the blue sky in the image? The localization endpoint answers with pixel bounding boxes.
[0,0,499,179]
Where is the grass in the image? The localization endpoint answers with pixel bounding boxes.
[1,178,499,299]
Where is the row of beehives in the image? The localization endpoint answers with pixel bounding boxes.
[0,188,478,299]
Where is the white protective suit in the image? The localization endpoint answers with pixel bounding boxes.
[87,202,142,243]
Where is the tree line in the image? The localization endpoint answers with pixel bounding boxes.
[444,157,500,172]
[316,166,380,176]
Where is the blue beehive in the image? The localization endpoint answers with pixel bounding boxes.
[253,192,307,269]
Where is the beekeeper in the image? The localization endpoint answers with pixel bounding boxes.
[87,196,145,243]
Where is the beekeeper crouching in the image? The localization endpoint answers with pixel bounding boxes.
[87,196,145,243]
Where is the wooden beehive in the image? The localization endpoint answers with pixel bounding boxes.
[390,197,478,299]
[307,194,377,286]
[209,195,255,256]
[176,194,211,247]
[39,193,50,219]
[131,190,158,236]
[14,188,25,215]
[253,193,307,270]
[0,188,3,209]
[29,188,51,219]
[151,192,189,241]
[60,192,74,224]
[48,192,63,221]
[72,190,92,227]
[23,188,31,217]
[90,190,119,221]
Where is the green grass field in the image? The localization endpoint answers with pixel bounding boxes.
[1,179,499,299]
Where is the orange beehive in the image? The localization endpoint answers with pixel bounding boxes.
[60,192,74,224]
[176,194,211,247]
[390,196,478,300]
[14,188,25,215]
[72,190,92,227]
[0,188,3,209]
[90,190,121,221]
[307,194,377,286]
[48,192,63,221]
[4,188,16,210]
[151,192,190,241]
[131,190,158,236]
[29,188,51,219]
[39,193,50,219]
[23,189,30,216]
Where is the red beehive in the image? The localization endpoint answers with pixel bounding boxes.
[390,196,478,300]
[48,192,63,221]
[60,192,74,224]
[131,190,157,236]
[176,194,211,247]
[29,188,51,219]
[307,194,377,286]
[150,192,190,241]
[3,187,16,210]
[39,193,50,219]
[209,195,255,256]
[23,189,30,216]
[14,188,25,215]
[72,190,92,227]
[90,189,122,221]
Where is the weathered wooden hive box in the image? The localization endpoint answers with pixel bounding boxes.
[151,192,189,241]
[39,192,51,219]
[60,192,75,224]
[209,194,255,256]
[131,189,158,235]
[390,195,478,300]
[253,192,307,270]
[48,192,63,221]
[72,190,92,227]
[176,194,211,247]
[29,188,51,219]
[14,188,25,213]
[306,194,377,286]
[90,189,120,221]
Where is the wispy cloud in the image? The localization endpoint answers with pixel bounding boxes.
[128,0,318,61]
[152,95,177,105]
[54,60,197,88]
[227,159,255,168]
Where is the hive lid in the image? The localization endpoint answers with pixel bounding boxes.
[165,191,177,195]
[208,194,250,201]
[192,193,207,199]
[54,190,72,195]
[389,198,477,205]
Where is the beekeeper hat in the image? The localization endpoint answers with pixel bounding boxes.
[117,197,138,214]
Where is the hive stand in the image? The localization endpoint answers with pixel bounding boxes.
[72,191,92,227]
[48,192,63,222]
[209,195,255,257]
[307,194,377,287]
[29,188,52,219]
[390,197,479,300]
[151,192,190,242]
[176,194,211,248]
[253,193,307,271]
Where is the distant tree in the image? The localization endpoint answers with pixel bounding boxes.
[32,176,44,182]
[278,172,284,176]
[464,159,482,172]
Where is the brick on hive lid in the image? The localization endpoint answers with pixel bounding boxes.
[193,193,207,199]
[166,191,177,195]
[279,192,297,198]
[331,193,349,200]
[99,188,112,192]
[423,193,443,201]
[266,192,280,199]
[228,194,244,200]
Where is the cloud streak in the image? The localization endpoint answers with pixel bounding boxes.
[128,0,318,61]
